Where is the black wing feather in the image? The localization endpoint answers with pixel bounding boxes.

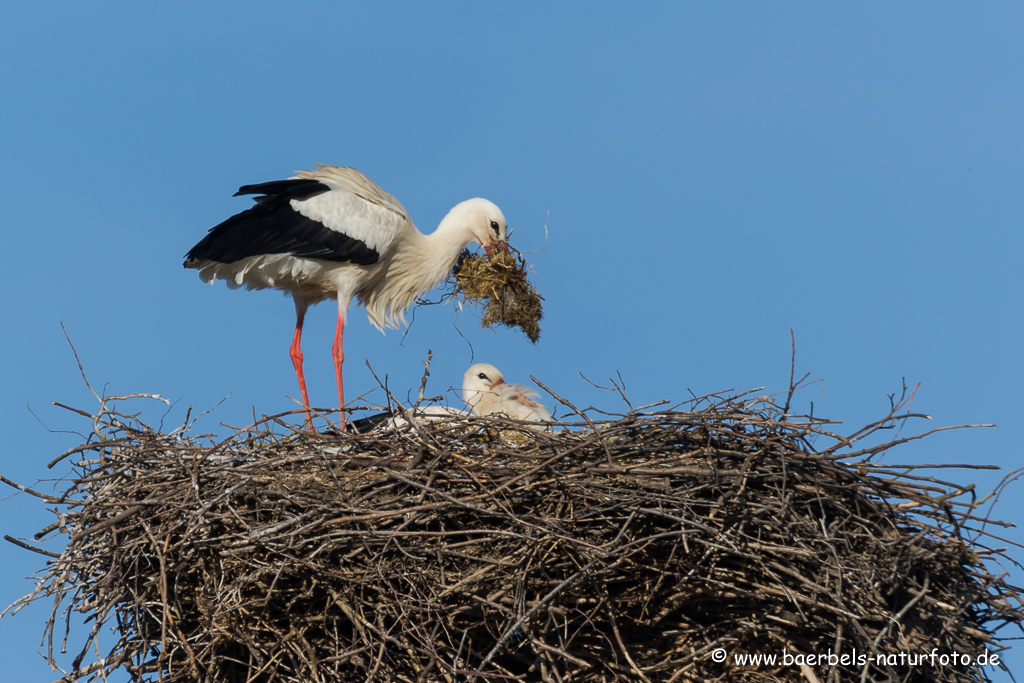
[184,179,381,266]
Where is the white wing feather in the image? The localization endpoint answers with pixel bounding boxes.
[292,165,410,257]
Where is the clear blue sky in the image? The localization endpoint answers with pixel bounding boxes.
[2,3,1022,680]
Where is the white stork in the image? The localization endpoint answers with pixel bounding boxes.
[462,363,553,422]
[184,164,509,424]
[350,363,552,432]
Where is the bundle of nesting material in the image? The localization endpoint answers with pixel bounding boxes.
[450,248,543,343]
[3,393,1023,683]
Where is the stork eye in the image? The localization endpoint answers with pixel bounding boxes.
[489,220,500,234]
[478,373,489,380]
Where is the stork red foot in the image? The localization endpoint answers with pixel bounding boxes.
[289,308,313,426]
[332,314,346,427]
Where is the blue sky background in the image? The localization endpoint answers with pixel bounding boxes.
[2,3,1022,680]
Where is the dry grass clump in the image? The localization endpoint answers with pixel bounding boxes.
[3,388,1023,683]
[450,248,543,343]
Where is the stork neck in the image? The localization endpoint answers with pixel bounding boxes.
[408,217,475,286]
[359,208,479,331]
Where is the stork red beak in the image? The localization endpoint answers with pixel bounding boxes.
[483,241,510,259]
[490,379,507,388]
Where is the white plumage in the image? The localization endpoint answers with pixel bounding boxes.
[352,363,553,433]
[462,363,553,422]
[184,164,509,424]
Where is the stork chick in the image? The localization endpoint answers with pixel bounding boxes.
[462,363,552,422]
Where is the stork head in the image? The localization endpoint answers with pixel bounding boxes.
[462,363,505,411]
[444,198,509,256]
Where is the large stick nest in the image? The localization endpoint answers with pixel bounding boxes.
[4,390,1023,683]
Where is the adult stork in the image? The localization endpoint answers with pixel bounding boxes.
[184,164,509,424]
[462,363,553,422]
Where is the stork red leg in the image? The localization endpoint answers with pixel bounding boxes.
[332,313,346,426]
[289,308,313,426]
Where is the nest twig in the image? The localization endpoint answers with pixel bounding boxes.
[3,390,1022,683]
